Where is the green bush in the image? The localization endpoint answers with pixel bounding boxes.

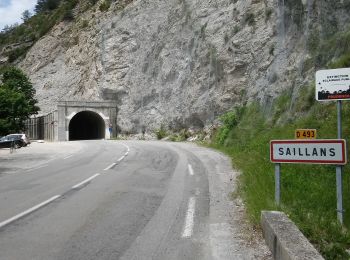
[99,0,111,12]
[244,12,255,26]
[329,53,350,69]
[155,125,168,140]
[214,110,238,145]
[265,8,273,22]
[7,46,31,62]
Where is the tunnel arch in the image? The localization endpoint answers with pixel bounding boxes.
[69,111,106,140]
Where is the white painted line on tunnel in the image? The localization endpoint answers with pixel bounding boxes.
[188,164,194,176]
[0,195,61,229]
[182,197,196,238]
[104,163,117,171]
[72,174,100,189]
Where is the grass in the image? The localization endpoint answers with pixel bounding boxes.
[210,90,350,258]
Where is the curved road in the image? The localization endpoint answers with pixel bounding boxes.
[0,140,270,259]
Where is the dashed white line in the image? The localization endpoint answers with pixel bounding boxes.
[104,163,117,171]
[104,144,130,171]
[72,173,100,189]
[117,156,125,162]
[188,164,194,176]
[0,195,61,229]
[182,197,196,238]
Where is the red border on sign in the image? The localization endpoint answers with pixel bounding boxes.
[270,139,347,165]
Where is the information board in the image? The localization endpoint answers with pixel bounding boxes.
[316,68,350,101]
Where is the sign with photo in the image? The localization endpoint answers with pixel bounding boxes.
[316,68,350,101]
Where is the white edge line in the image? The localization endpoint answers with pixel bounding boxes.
[63,155,73,160]
[0,195,61,229]
[72,173,100,189]
[104,163,117,171]
[182,197,196,238]
[188,164,194,176]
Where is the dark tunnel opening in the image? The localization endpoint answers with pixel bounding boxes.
[69,111,105,141]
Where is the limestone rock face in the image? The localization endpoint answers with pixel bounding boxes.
[19,0,350,133]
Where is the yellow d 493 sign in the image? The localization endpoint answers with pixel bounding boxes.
[295,129,317,139]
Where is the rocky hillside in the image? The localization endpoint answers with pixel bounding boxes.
[10,0,350,132]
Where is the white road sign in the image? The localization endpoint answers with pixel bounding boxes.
[316,68,350,101]
[270,139,347,165]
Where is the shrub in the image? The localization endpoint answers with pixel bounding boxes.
[265,8,273,22]
[244,12,255,26]
[7,46,31,62]
[214,111,238,145]
[155,125,167,140]
[99,0,111,12]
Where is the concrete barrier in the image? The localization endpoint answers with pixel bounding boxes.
[261,211,324,260]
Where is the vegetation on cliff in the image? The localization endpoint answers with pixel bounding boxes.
[0,0,85,64]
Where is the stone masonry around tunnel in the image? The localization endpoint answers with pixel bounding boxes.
[26,101,118,141]
[59,101,118,141]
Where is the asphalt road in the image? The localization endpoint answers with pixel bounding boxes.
[0,140,270,260]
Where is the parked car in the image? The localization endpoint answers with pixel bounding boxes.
[0,135,24,149]
[6,134,30,146]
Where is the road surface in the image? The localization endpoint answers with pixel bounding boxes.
[0,140,270,259]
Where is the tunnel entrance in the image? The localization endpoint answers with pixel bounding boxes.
[69,111,105,140]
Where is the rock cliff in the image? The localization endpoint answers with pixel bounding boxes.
[19,0,350,133]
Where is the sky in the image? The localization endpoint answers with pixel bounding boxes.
[0,0,37,31]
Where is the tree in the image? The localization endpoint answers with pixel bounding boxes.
[21,10,32,22]
[0,67,39,135]
[35,0,61,14]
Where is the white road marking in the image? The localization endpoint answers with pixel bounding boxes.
[104,163,117,171]
[188,164,194,176]
[182,197,196,238]
[0,195,61,229]
[104,144,129,170]
[72,174,100,189]
[63,155,73,160]
[25,164,48,172]
[195,188,200,196]
[117,156,125,162]
[122,143,130,152]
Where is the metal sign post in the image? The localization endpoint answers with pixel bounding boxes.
[315,68,350,225]
[336,100,344,224]
[275,164,281,206]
